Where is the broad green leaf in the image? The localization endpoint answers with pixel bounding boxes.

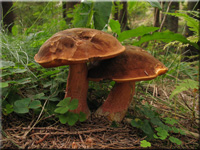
[79,112,87,122]
[0,82,9,88]
[0,60,15,69]
[169,136,182,145]
[54,106,69,114]
[59,114,68,124]
[93,2,112,30]
[68,99,79,110]
[118,26,159,42]
[56,98,71,107]
[67,112,79,126]
[29,100,42,109]
[134,30,199,49]
[140,140,151,148]
[147,0,162,10]
[109,19,121,35]
[14,98,31,114]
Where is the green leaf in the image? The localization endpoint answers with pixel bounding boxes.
[29,100,41,109]
[9,68,27,74]
[155,127,169,140]
[169,136,182,145]
[134,30,199,49]
[72,2,92,28]
[140,140,151,148]
[68,99,79,110]
[16,78,32,85]
[54,106,69,114]
[59,114,68,124]
[79,112,87,122]
[140,120,154,139]
[163,117,178,125]
[131,118,143,128]
[109,19,121,35]
[67,112,79,126]
[141,107,156,119]
[153,134,159,139]
[14,98,31,114]
[150,117,166,129]
[0,82,9,88]
[0,60,15,69]
[171,127,179,133]
[11,25,18,36]
[147,0,162,10]
[170,79,198,99]
[33,93,45,99]
[5,104,14,115]
[179,129,186,135]
[93,2,112,30]
[56,98,71,107]
[118,26,159,42]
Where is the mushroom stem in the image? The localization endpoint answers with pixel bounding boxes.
[65,63,91,118]
[95,81,135,122]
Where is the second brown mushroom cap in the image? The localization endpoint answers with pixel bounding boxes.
[88,45,168,122]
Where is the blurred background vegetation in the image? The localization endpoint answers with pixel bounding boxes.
[0,0,199,149]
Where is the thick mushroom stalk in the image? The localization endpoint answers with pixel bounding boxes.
[96,82,135,122]
[65,63,90,117]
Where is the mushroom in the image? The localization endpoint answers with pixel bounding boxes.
[34,28,125,118]
[88,45,168,122]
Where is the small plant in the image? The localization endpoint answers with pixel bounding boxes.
[131,103,186,147]
[54,97,87,126]
[140,140,151,148]
[170,79,199,121]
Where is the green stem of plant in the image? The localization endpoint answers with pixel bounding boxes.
[86,2,94,28]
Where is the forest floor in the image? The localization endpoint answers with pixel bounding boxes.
[2,113,199,149]
[2,88,199,149]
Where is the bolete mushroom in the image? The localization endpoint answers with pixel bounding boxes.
[88,45,168,122]
[34,28,125,118]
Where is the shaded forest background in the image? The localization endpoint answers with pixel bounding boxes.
[0,0,199,149]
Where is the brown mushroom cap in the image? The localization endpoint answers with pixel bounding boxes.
[88,45,168,82]
[34,28,125,68]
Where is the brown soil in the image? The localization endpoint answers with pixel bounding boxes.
[1,111,199,149]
